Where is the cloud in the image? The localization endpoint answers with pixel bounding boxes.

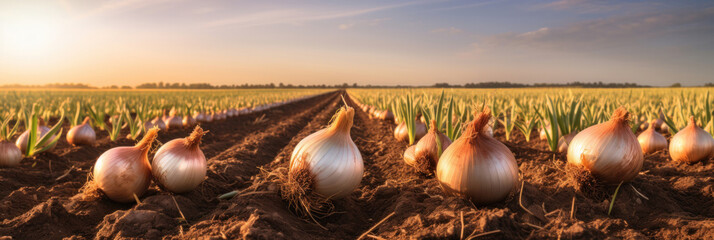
[539,0,659,13]
[206,0,435,27]
[480,7,714,50]
[431,27,463,34]
[430,0,501,12]
[339,18,390,30]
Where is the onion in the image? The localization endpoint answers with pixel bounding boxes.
[379,110,394,121]
[165,108,183,130]
[16,120,57,153]
[403,145,416,166]
[660,122,669,133]
[152,126,207,193]
[288,105,363,198]
[409,120,452,173]
[637,120,667,154]
[669,117,714,163]
[435,107,519,204]
[557,132,577,153]
[93,128,159,203]
[67,117,96,146]
[567,107,643,183]
[144,117,167,131]
[394,120,427,143]
[182,115,197,127]
[0,140,22,167]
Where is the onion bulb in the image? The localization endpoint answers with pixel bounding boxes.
[152,126,207,193]
[669,117,714,163]
[16,119,57,153]
[660,122,669,133]
[288,106,363,198]
[182,115,197,127]
[403,145,416,165]
[144,117,167,131]
[408,120,452,173]
[557,132,577,153]
[567,107,643,183]
[0,140,22,167]
[394,120,427,143]
[93,128,159,203]
[67,117,96,146]
[165,108,183,130]
[637,120,667,154]
[435,107,519,204]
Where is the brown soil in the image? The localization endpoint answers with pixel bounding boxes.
[1,91,712,239]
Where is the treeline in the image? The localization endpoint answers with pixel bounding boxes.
[1,81,704,89]
[435,81,647,88]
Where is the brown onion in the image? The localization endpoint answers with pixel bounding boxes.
[152,126,207,193]
[394,120,427,143]
[436,107,519,204]
[669,117,714,163]
[637,120,667,154]
[410,120,452,173]
[67,117,96,146]
[0,140,22,167]
[16,119,57,153]
[567,107,643,183]
[93,128,158,203]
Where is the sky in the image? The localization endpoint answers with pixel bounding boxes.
[0,0,713,87]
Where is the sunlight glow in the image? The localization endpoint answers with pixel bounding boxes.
[1,8,63,59]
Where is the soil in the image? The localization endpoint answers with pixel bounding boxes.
[1,90,712,239]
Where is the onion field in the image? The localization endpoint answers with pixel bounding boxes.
[0,88,712,239]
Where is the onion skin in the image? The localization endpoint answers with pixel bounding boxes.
[93,128,158,203]
[436,108,519,204]
[669,117,714,164]
[67,118,96,146]
[288,106,364,198]
[411,120,452,173]
[567,107,643,183]
[403,145,416,165]
[638,120,667,154]
[0,140,22,167]
[152,126,207,193]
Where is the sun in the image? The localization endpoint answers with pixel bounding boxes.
[1,8,62,59]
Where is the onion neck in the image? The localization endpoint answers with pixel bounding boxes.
[82,117,91,125]
[328,106,354,134]
[185,126,207,149]
[465,107,491,144]
[136,128,159,155]
[429,120,438,133]
[688,116,696,127]
[610,107,630,126]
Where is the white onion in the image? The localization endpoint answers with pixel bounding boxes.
[409,120,452,173]
[93,128,158,203]
[567,107,643,183]
[288,106,363,198]
[152,126,207,193]
[16,122,57,153]
[436,107,519,204]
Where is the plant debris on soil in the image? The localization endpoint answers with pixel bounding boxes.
[1,91,713,239]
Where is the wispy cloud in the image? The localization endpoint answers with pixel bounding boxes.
[480,7,714,50]
[206,0,436,27]
[79,0,178,19]
[339,18,390,30]
[431,27,463,34]
[430,0,501,12]
[538,0,659,13]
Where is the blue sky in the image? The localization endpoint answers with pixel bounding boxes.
[1,0,713,86]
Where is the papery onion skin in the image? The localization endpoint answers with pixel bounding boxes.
[567,107,643,183]
[288,106,364,198]
[638,120,667,154]
[436,108,519,204]
[67,118,96,146]
[93,128,158,203]
[669,117,714,164]
[152,126,207,193]
[0,140,22,167]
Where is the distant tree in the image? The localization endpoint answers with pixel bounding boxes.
[670,83,682,88]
